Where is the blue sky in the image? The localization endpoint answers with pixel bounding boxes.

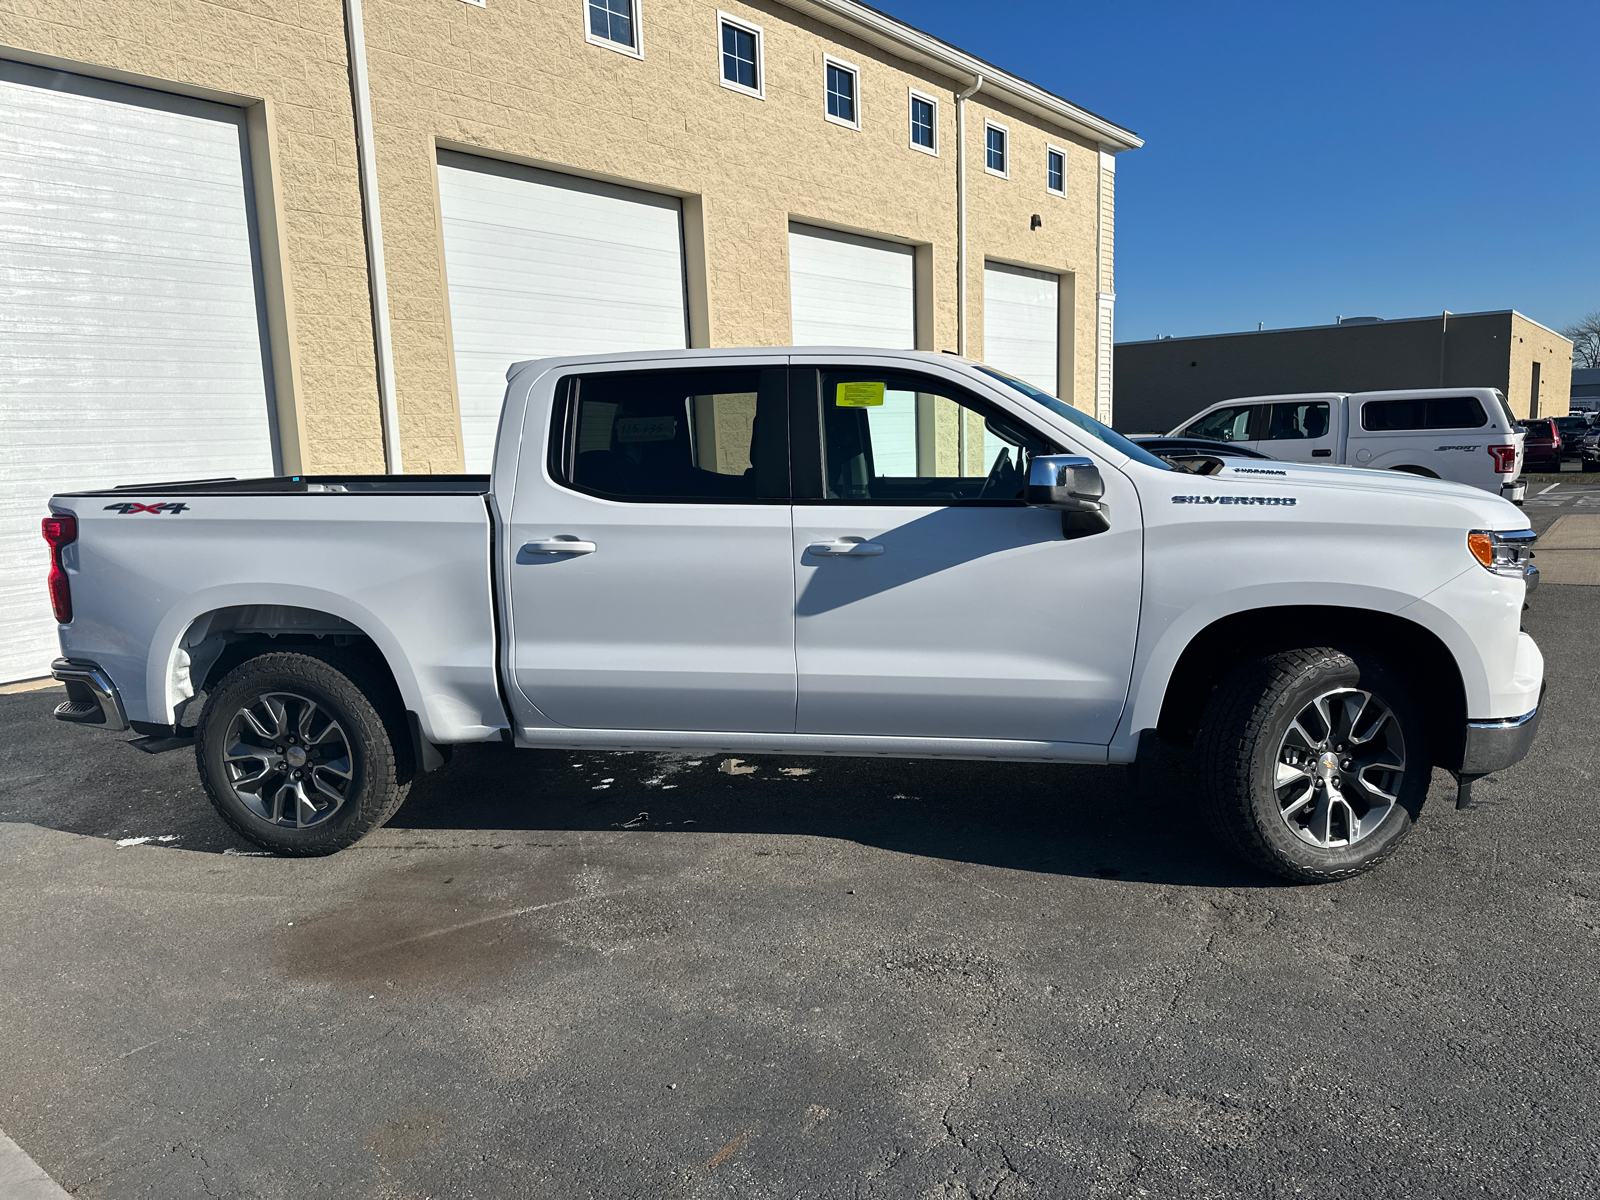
[873,0,1599,344]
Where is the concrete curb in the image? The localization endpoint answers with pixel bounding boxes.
[0,1130,69,1199]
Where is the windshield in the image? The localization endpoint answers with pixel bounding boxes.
[974,366,1172,470]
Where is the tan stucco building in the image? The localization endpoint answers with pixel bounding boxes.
[0,0,1139,481]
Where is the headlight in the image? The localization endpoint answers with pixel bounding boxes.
[1467,528,1536,578]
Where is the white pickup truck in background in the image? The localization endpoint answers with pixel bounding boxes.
[1169,387,1528,502]
[43,349,1543,882]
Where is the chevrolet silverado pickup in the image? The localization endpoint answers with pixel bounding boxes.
[43,348,1544,881]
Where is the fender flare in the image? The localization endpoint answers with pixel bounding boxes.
[1109,579,1489,761]
[149,585,425,732]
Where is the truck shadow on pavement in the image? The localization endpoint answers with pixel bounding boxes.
[3,686,1277,887]
[385,740,1282,889]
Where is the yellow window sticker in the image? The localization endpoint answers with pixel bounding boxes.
[835,381,885,407]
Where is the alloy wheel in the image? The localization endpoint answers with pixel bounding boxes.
[1273,687,1406,848]
[222,691,355,828]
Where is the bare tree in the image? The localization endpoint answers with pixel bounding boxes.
[1564,312,1600,370]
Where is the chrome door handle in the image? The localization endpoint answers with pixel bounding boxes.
[523,539,597,556]
[806,539,884,557]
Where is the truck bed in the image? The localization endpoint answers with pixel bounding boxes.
[48,478,505,745]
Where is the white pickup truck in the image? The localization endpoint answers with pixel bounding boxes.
[43,349,1543,882]
[1169,388,1528,502]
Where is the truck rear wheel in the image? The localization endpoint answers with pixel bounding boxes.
[195,651,411,855]
[1195,646,1430,882]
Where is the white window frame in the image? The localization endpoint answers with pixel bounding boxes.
[1046,143,1067,197]
[984,119,1009,179]
[823,54,861,130]
[716,12,764,99]
[907,87,938,156]
[583,0,644,59]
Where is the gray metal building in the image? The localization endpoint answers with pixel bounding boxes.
[1113,310,1573,434]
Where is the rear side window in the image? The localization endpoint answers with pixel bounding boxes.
[553,368,789,501]
[1263,400,1330,441]
[1182,404,1257,442]
[1361,397,1487,431]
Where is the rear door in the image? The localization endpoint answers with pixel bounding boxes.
[502,363,797,734]
[1252,396,1340,464]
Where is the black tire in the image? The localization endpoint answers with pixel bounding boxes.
[195,650,411,855]
[1583,458,1599,473]
[1195,646,1430,883]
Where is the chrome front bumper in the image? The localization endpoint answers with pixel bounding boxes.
[50,658,129,732]
[1455,683,1545,808]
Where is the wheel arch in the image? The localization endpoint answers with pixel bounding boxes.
[1152,606,1467,767]
[1388,465,1440,478]
[159,600,420,735]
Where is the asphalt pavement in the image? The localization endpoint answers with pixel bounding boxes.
[1,516,1598,1198]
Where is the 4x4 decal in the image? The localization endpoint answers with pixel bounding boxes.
[104,502,189,515]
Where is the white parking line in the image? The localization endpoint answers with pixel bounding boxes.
[0,1129,70,1198]
[1539,482,1562,494]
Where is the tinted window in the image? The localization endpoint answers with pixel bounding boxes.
[807,371,1055,503]
[1047,149,1064,192]
[557,369,787,501]
[1183,404,1256,442]
[986,125,1006,172]
[721,23,757,89]
[826,64,855,122]
[910,96,935,148]
[1263,400,1330,441]
[1361,397,1487,431]
[588,0,634,46]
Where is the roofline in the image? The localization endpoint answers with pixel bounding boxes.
[1508,309,1573,342]
[1120,309,1573,348]
[774,0,1143,151]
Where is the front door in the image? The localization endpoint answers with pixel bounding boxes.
[504,364,796,733]
[788,365,1143,745]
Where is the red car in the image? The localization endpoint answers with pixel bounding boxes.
[1519,418,1562,472]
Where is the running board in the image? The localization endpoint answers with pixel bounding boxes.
[513,726,1109,765]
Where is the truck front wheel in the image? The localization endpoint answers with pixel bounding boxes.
[1195,647,1430,882]
[195,651,411,855]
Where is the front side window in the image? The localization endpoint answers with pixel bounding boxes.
[804,370,1055,503]
[1047,148,1065,195]
[556,368,787,502]
[719,17,760,94]
[588,0,637,49]
[826,60,857,126]
[1263,400,1330,440]
[909,93,936,152]
[985,123,1007,175]
[1183,404,1257,443]
[1362,397,1488,431]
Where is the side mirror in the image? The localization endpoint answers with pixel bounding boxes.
[1027,455,1110,539]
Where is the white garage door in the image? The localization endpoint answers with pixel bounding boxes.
[789,224,917,472]
[0,61,276,684]
[983,262,1059,396]
[437,151,689,472]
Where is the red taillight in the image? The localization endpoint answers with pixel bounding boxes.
[41,513,76,624]
[1488,444,1516,474]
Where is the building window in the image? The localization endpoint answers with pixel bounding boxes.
[985,121,1008,177]
[1047,146,1066,196]
[718,13,763,98]
[825,57,859,128]
[909,90,937,154]
[587,0,641,55]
